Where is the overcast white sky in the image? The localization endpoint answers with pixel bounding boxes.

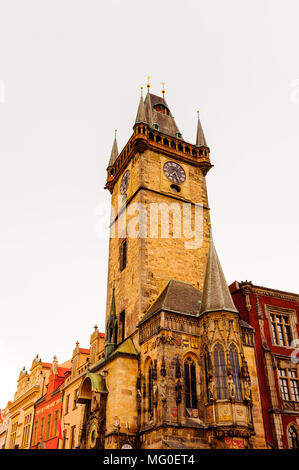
[0,0,298,407]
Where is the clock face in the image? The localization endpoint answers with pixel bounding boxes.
[121,443,134,449]
[163,162,186,184]
[120,170,130,194]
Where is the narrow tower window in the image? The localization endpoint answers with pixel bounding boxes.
[148,361,153,420]
[119,310,126,343]
[119,239,127,272]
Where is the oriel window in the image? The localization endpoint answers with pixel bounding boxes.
[214,344,228,400]
[184,357,197,409]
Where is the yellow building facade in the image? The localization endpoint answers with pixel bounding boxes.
[5,356,51,449]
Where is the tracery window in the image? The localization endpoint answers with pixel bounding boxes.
[214,344,228,400]
[184,357,197,409]
[229,345,242,400]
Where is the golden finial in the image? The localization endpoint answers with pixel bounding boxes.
[140,86,143,97]
[161,81,165,97]
[208,222,213,241]
[197,109,200,119]
[147,76,151,91]
[114,129,117,137]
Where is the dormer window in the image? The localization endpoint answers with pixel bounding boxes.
[154,104,170,115]
[176,132,182,139]
[152,123,159,130]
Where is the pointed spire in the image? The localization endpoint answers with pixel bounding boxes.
[108,130,118,167]
[199,224,238,316]
[135,87,147,124]
[105,286,118,359]
[196,110,207,147]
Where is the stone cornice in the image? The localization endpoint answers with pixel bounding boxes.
[237,282,299,304]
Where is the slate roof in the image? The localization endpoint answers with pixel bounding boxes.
[139,279,202,325]
[144,92,181,138]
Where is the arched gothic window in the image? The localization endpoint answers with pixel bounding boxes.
[229,345,242,400]
[184,357,197,409]
[214,344,228,400]
[288,426,298,449]
[148,361,153,420]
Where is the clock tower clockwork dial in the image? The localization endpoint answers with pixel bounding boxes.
[120,170,130,194]
[163,161,186,184]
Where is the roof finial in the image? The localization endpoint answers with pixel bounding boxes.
[161,81,165,98]
[147,76,151,92]
[140,86,143,97]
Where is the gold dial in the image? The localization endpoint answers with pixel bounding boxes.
[120,170,130,194]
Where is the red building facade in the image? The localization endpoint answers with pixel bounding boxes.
[30,357,71,449]
[230,281,299,449]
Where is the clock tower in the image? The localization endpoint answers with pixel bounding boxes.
[77,85,266,450]
[104,86,212,342]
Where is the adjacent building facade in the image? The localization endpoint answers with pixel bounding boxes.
[31,356,71,449]
[230,281,299,449]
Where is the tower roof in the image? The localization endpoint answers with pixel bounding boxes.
[108,133,119,167]
[196,111,207,147]
[144,92,181,138]
[139,279,202,325]
[199,239,238,315]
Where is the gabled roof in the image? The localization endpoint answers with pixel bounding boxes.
[140,279,202,324]
[199,240,238,316]
[115,337,138,356]
[144,93,181,138]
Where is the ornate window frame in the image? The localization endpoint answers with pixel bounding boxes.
[265,305,298,349]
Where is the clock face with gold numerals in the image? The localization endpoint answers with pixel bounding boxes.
[120,170,130,194]
[163,161,186,184]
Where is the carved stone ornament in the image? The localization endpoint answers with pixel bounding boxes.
[243,379,252,401]
[208,376,216,402]
[227,375,236,400]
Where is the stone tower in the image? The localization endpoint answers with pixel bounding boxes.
[104,86,212,343]
[77,86,266,449]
